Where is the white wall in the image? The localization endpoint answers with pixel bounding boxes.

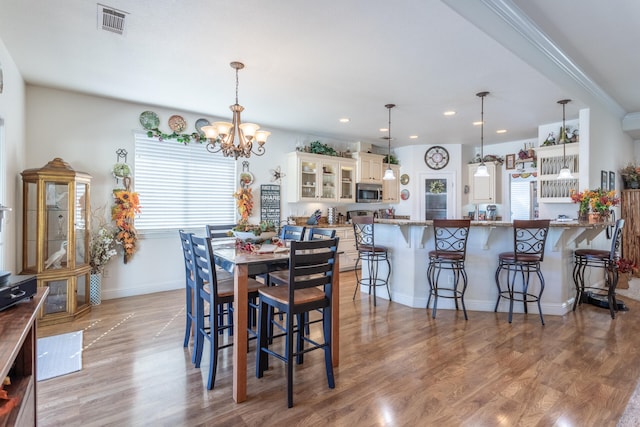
[24,86,365,299]
[0,38,26,272]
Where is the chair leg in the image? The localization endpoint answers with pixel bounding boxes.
[460,267,469,320]
[256,299,270,378]
[384,255,392,302]
[353,256,361,300]
[323,305,335,390]
[494,264,503,312]
[193,294,205,366]
[207,306,219,390]
[286,309,295,408]
[296,313,305,365]
[535,266,545,325]
[184,286,193,347]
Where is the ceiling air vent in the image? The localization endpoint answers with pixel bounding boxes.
[97,4,128,35]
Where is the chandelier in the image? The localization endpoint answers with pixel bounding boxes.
[474,91,490,177]
[201,61,270,159]
[382,103,396,181]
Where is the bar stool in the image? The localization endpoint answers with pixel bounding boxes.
[573,218,625,319]
[352,216,391,306]
[494,219,550,325]
[427,219,471,319]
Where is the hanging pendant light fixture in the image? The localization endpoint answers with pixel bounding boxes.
[201,61,270,159]
[474,91,490,177]
[382,103,396,181]
[557,99,574,179]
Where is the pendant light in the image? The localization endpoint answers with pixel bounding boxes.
[382,103,396,181]
[557,99,574,179]
[474,91,490,177]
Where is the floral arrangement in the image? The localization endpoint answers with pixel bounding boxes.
[233,187,253,222]
[112,163,131,178]
[430,180,445,194]
[570,189,591,215]
[232,220,276,236]
[89,208,117,274]
[570,188,619,217]
[111,189,141,263]
[617,258,638,275]
[620,163,640,188]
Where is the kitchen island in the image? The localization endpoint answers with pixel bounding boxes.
[359,219,613,317]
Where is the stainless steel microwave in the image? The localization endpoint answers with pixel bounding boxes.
[356,183,383,203]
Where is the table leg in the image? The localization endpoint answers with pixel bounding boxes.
[233,264,248,403]
[332,255,340,367]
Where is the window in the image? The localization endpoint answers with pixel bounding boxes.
[134,133,236,232]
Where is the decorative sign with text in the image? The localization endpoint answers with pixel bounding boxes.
[260,184,281,225]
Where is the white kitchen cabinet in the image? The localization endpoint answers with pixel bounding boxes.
[352,152,384,183]
[382,164,400,203]
[468,162,501,203]
[536,143,580,202]
[338,160,357,202]
[315,226,357,271]
[287,152,349,202]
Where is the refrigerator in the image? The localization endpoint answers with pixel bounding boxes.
[510,174,538,220]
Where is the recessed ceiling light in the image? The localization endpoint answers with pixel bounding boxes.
[409,135,418,139]
[443,111,456,116]
[379,127,388,132]
[473,121,483,126]
[496,129,507,134]
[339,117,350,123]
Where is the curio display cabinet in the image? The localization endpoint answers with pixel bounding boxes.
[21,158,92,325]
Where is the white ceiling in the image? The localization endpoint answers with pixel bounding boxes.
[1,0,639,148]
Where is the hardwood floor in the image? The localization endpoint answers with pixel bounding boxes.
[37,272,640,426]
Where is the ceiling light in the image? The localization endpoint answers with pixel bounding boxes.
[496,129,507,134]
[409,135,418,139]
[339,118,350,123]
[382,104,396,181]
[201,61,270,159]
[557,99,574,180]
[444,111,456,116]
[474,91,490,178]
[379,127,388,132]
[473,121,483,126]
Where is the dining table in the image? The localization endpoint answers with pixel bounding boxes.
[212,244,341,403]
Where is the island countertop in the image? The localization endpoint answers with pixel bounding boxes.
[374,218,613,228]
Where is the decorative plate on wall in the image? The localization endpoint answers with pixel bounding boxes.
[139,111,160,130]
[400,174,410,185]
[168,115,187,132]
[195,118,210,135]
[400,189,410,201]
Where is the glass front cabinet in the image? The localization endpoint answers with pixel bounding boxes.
[21,158,92,325]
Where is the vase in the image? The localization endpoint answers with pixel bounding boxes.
[90,273,102,305]
[588,213,600,224]
[617,273,630,290]
[578,211,589,222]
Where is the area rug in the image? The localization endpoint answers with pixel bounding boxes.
[616,278,640,303]
[37,331,83,381]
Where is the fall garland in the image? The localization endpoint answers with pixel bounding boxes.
[111,183,141,263]
[233,187,253,223]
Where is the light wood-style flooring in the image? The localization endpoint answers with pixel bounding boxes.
[37,272,640,426]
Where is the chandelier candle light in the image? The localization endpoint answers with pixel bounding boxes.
[474,91,490,177]
[382,103,396,181]
[201,61,270,159]
[557,99,574,180]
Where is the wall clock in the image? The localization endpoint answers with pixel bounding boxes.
[424,146,449,170]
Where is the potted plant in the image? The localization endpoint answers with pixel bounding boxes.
[89,212,117,305]
[616,258,638,289]
[620,163,640,189]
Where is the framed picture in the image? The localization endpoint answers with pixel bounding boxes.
[609,171,615,191]
[601,170,608,191]
[505,154,516,170]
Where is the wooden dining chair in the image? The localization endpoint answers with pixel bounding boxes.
[280,225,306,241]
[308,228,337,240]
[256,237,339,407]
[178,230,197,348]
[189,234,265,389]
